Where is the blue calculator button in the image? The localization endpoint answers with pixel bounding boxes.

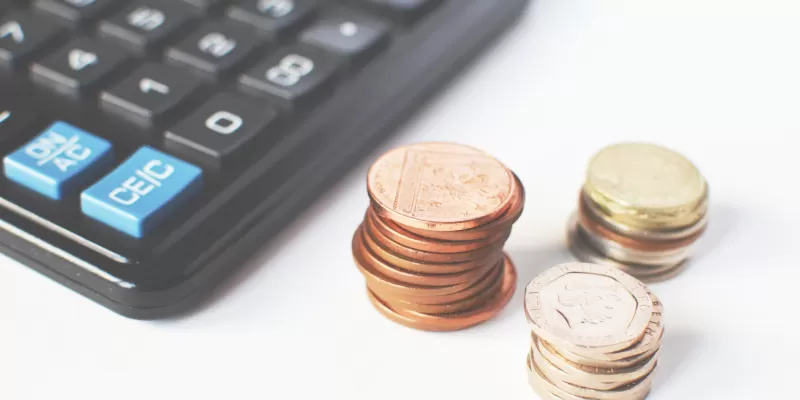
[81,147,203,238]
[3,122,113,200]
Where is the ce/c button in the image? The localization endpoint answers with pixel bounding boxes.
[81,147,203,238]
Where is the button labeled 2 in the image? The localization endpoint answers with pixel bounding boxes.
[4,122,113,200]
[81,147,203,238]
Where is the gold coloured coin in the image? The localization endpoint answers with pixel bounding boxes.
[524,263,653,355]
[585,143,707,230]
[367,142,515,231]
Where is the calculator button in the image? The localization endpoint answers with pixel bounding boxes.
[238,45,339,110]
[299,10,389,64]
[0,13,61,71]
[165,92,278,167]
[30,37,129,98]
[166,21,264,79]
[226,0,316,37]
[34,0,119,25]
[362,0,440,21]
[98,1,195,53]
[177,0,229,14]
[0,105,35,143]
[100,63,202,128]
[81,147,203,238]
[4,122,114,200]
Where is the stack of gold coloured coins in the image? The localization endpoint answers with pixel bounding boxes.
[353,142,524,332]
[568,143,709,281]
[524,263,664,400]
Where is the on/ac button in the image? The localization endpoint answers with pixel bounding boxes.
[81,147,203,238]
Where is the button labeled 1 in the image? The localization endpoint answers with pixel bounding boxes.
[4,122,113,200]
[81,147,203,238]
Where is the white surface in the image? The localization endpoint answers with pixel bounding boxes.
[3,1,799,399]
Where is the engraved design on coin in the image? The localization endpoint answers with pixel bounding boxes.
[525,263,652,351]
[547,274,636,335]
[368,143,513,224]
[586,143,705,210]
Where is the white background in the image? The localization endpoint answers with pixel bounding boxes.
[3,1,800,399]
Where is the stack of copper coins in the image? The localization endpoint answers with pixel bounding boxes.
[524,263,664,400]
[353,142,524,332]
[568,143,709,282]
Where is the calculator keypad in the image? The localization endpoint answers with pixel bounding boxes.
[0,0,444,242]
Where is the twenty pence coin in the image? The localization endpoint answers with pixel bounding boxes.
[525,263,653,355]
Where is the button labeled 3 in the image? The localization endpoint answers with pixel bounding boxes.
[4,122,113,200]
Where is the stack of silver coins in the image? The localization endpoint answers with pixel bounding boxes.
[567,143,709,282]
[525,263,664,400]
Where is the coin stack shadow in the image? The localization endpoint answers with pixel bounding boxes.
[568,143,709,282]
[525,263,664,400]
[353,149,525,332]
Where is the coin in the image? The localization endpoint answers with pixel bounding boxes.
[566,216,689,283]
[366,206,510,253]
[366,255,517,332]
[584,143,707,230]
[368,260,504,306]
[367,142,515,231]
[533,338,658,390]
[524,263,653,355]
[578,194,706,252]
[363,214,508,264]
[376,265,505,314]
[357,226,503,284]
[401,173,525,241]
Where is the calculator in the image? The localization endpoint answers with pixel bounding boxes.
[0,0,529,319]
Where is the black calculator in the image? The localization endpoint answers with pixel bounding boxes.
[0,0,529,319]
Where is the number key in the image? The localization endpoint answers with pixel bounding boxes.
[165,92,279,168]
[166,21,264,80]
[0,12,62,71]
[238,45,339,110]
[226,0,317,38]
[100,63,202,128]
[34,0,120,25]
[99,1,195,53]
[30,37,129,98]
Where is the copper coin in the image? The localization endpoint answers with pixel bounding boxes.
[367,142,516,232]
[578,193,705,252]
[353,231,476,297]
[402,174,524,241]
[365,254,517,332]
[375,262,505,314]
[360,227,502,286]
[361,221,505,273]
[364,211,508,263]
[366,206,511,254]
[355,228,502,286]
[368,261,503,306]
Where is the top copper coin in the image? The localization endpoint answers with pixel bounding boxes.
[367,143,515,231]
[524,263,653,355]
[584,143,707,229]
